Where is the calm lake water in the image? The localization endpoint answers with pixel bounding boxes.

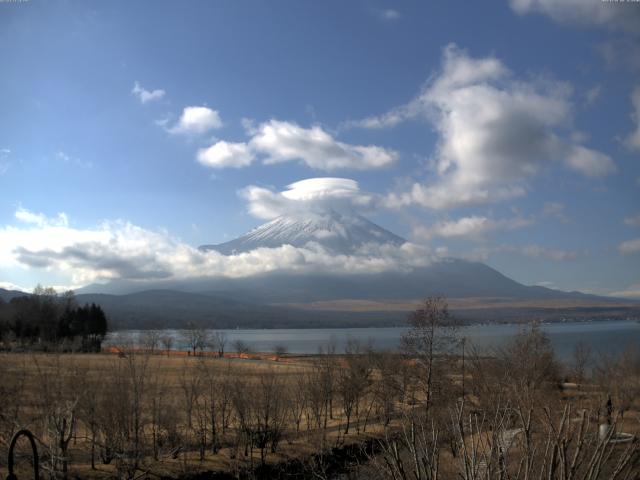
[108,320,640,362]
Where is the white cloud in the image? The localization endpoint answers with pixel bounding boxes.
[0,208,433,286]
[414,215,534,240]
[15,207,68,228]
[241,177,377,220]
[509,0,640,34]
[565,145,616,177]
[352,44,614,209]
[381,9,401,20]
[246,120,397,171]
[197,141,255,169]
[197,120,397,171]
[168,106,222,135]
[131,81,166,104]
[619,238,640,255]
[626,86,640,151]
[624,214,640,227]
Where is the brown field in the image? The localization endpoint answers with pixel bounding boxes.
[1,324,639,480]
[275,296,640,312]
[0,350,400,480]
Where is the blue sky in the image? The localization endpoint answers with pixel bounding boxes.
[0,0,639,297]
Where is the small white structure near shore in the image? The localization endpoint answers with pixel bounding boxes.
[599,424,634,444]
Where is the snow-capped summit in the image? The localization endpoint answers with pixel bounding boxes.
[199,210,406,255]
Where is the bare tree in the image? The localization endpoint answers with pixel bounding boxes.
[468,325,560,413]
[119,351,150,475]
[179,360,202,430]
[250,369,289,464]
[287,370,308,434]
[571,340,592,383]
[161,334,174,356]
[594,344,640,420]
[372,351,401,427]
[147,369,169,461]
[198,358,222,454]
[305,369,326,430]
[78,370,103,470]
[219,361,235,434]
[33,355,83,479]
[272,343,288,357]
[401,297,458,409]
[212,331,227,358]
[230,374,252,461]
[499,323,560,407]
[140,330,162,353]
[337,339,373,434]
[182,323,210,356]
[232,339,251,355]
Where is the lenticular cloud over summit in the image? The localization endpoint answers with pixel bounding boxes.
[241,177,378,220]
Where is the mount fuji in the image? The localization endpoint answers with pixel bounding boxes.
[190,210,614,308]
[70,211,637,328]
[199,210,405,255]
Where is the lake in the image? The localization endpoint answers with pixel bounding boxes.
[107,320,640,362]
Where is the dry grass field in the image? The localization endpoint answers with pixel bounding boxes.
[275,296,640,313]
[0,350,402,479]
[1,320,640,480]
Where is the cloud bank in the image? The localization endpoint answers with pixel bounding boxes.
[0,206,596,289]
[0,208,432,287]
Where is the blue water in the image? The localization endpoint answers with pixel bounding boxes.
[107,320,640,362]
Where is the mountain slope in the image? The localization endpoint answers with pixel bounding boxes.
[0,288,28,302]
[199,210,405,255]
[78,258,617,304]
[188,258,609,303]
[71,212,640,327]
[74,289,400,329]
